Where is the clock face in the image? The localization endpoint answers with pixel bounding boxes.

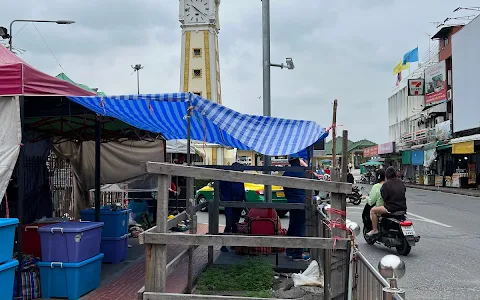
[184,0,209,24]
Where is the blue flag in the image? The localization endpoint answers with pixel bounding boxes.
[402,47,418,65]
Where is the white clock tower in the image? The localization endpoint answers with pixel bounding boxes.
[179,0,222,105]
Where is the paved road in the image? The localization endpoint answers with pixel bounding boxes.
[348,184,480,300]
[197,186,480,299]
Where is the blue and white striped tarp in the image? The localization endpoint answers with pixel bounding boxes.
[67,93,328,156]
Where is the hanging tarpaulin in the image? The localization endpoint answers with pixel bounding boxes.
[452,141,474,154]
[424,149,437,167]
[411,150,425,166]
[402,151,412,165]
[68,93,329,156]
[0,96,21,203]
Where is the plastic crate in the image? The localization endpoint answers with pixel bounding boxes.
[0,218,19,264]
[0,260,19,300]
[80,208,130,237]
[37,253,103,300]
[22,222,62,258]
[100,234,128,264]
[38,221,103,263]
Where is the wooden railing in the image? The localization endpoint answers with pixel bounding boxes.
[137,161,353,300]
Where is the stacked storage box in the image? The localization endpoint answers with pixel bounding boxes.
[0,218,19,300]
[37,221,104,299]
[22,218,65,258]
[81,207,130,264]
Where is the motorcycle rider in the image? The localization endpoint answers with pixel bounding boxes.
[362,169,385,231]
[367,166,407,236]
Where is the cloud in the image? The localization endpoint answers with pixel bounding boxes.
[1,0,478,143]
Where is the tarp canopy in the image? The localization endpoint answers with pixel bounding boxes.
[0,45,95,96]
[56,73,106,96]
[361,161,382,166]
[67,93,329,156]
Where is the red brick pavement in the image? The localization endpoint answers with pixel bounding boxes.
[81,224,221,300]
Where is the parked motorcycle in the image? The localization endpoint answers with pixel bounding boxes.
[347,186,363,205]
[362,208,420,256]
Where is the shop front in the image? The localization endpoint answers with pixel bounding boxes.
[449,135,480,188]
[378,142,400,169]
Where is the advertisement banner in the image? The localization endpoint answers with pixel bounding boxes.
[363,145,378,157]
[435,120,452,141]
[425,60,447,106]
[452,141,474,154]
[408,79,425,96]
[424,149,437,167]
[411,150,425,166]
[378,142,395,155]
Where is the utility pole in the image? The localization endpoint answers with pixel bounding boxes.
[131,64,144,95]
[262,0,272,202]
[331,99,338,180]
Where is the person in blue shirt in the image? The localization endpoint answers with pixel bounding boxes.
[219,162,246,252]
[283,154,310,261]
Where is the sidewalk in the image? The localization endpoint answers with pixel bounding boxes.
[405,183,480,197]
[80,224,221,300]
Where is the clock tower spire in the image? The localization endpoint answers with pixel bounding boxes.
[179,0,222,105]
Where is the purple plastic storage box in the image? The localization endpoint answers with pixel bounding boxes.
[38,221,103,263]
[100,234,128,264]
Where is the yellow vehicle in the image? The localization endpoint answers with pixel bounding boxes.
[195,182,288,217]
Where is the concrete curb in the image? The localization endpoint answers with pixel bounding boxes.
[405,183,480,198]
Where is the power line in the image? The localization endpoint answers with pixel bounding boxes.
[32,23,66,73]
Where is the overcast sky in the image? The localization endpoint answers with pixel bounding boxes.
[1,1,478,143]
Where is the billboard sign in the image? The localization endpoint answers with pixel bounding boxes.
[378,142,395,155]
[363,145,378,157]
[425,60,447,106]
[408,79,425,96]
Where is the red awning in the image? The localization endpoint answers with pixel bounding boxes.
[0,45,95,97]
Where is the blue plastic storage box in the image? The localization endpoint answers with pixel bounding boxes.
[80,208,130,237]
[37,253,103,300]
[38,221,103,263]
[0,259,19,300]
[0,218,19,264]
[100,234,128,264]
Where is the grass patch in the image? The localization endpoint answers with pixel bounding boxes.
[197,257,274,297]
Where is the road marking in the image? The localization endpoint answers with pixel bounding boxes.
[347,207,453,228]
[407,212,452,228]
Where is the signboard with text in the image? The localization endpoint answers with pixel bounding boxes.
[363,145,378,157]
[425,60,447,106]
[378,142,395,155]
[408,79,425,96]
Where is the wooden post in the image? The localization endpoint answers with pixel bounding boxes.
[186,177,196,294]
[331,99,338,180]
[208,181,221,266]
[145,174,169,293]
[329,132,349,299]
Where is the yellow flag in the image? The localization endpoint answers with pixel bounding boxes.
[393,61,409,75]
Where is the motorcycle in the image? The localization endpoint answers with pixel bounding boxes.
[362,208,420,256]
[347,186,363,205]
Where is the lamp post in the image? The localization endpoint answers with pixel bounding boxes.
[131,64,144,95]
[8,19,75,51]
[261,0,294,202]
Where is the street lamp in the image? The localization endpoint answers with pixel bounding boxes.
[6,19,75,51]
[262,0,295,202]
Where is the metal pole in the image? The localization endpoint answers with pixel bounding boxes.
[9,21,14,51]
[262,0,272,202]
[16,95,25,297]
[331,99,338,180]
[94,115,102,222]
[137,69,140,95]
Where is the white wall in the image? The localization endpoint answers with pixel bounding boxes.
[452,15,480,132]
[388,86,424,143]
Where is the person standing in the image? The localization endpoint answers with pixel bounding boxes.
[219,162,246,252]
[283,154,310,261]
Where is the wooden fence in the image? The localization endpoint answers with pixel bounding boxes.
[137,161,353,300]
